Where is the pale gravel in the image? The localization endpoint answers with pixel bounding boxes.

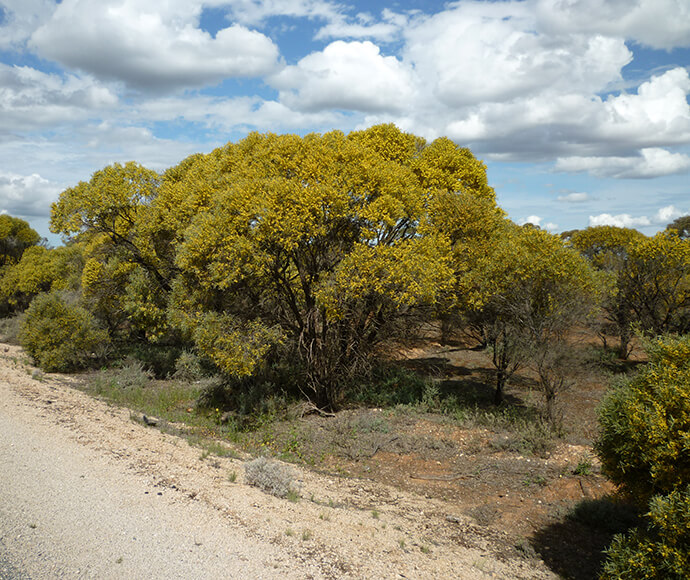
[0,344,557,579]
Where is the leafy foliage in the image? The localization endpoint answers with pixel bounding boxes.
[596,334,690,504]
[458,223,600,404]
[0,214,41,268]
[601,486,690,580]
[19,292,110,372]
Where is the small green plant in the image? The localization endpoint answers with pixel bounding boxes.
[244,456,301,499]
[522,475,548,487]
[398,539,406,549]
[30,369,44,381]
[573,456,593,476]
[228,470,237,483]
[319,512,330,521]
[301,529,312,541]
[371,510,380,519]
[285,528,294,537]
[420,545,431,554]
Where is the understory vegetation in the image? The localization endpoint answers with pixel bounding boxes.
[1,125,689,578]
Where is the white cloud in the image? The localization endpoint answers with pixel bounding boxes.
[517,215,558,230]
[519,215,543,226]
[315,9,408,42]
[556,148,690,178]
[0,63,119,132]
[29,0,281,92]
[0,171,62,217]
[403,2,631,108]
[270,40,415,113]
[535,0,690,50]
[0,0,56,50]
[558,192,590,202]
[589,213,651,228]
[655,205,686,223]
[589,205,687,229]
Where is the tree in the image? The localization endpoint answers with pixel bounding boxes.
[666,215,690,240]
[169,125,494,408]
[622,231,690,336]
[570,226,646,357]
[458,224,601,406]
[0,214,41,268]
[50,162,172,293]
[0,244,83,312]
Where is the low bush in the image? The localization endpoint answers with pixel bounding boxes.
[600,486,690,579]
[173,350,205,381]
[596,334,690,503]
[244,456,300,499]
[19,292,110,372]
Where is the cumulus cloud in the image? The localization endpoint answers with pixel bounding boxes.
[517,215,557,230]
[589,205,687,229]
[0,64,118,132]
[403,3,631,107]
[29,0,281,92]
[270,40,415,113]
[535,0,690,50]
[556,148,690,179]
[0,171,62,217]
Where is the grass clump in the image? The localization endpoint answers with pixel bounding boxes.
[244,456,300,499]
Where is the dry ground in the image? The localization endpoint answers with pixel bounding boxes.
[1,335,636,578]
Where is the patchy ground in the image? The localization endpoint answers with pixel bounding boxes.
[1,337,634,579]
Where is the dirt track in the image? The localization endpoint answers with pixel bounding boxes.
[0,343,556,579]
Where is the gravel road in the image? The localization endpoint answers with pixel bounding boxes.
[0,344,556,579]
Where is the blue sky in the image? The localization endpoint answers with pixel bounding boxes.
[1,0,689,244]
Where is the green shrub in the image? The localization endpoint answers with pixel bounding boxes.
[19,292,110,372]
[173,350,204,381]
[601,486,690,579]
[596,334,690,504]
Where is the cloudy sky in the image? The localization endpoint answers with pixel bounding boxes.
[1,0,689,243]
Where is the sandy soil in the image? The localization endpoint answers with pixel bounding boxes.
[0,343,557,579]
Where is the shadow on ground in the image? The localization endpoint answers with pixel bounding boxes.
[530,497,640,580]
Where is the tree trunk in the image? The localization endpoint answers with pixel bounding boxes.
[494,371,505,405]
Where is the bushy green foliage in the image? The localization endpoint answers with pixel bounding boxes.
[596,334,690,503]
[173,350,205,381]
[601,486,690,580]
[18,292,110,372]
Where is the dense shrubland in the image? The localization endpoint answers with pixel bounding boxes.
[1,125,689,576]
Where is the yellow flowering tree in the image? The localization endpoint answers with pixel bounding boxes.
[570,225,646,357]
[171,125,493,407]
[459,224,601,408]
[0,214,41,268]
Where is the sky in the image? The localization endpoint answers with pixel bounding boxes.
[1,0,689,244]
